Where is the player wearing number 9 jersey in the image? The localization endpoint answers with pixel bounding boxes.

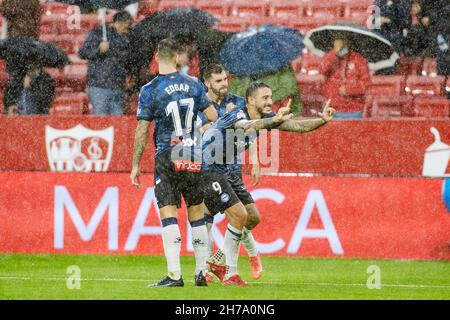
[130,39,218,288]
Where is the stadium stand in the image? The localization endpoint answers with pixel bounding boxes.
[304,0,343,19]
[268,1,306,19]
[405,76,445,96]
[195,0,231,19]
[0,0,446,118]
[50,91,89,115]
[367,96,414,118]
[367,75,406,97]
[158,0,194,11]
[230,0,269,18]
[412,96,449,117]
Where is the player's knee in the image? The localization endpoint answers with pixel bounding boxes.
[238,209,248,227]
[245,205,261,230]
[246,213,260,230]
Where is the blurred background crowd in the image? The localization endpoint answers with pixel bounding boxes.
[0,0,448,118]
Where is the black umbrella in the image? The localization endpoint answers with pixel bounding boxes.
[0,38,71,69]
[128,8,219,75]
[304,23,400,72]
[49,0,139,11]
[50,1,139,39]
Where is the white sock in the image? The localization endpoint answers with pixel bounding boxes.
[161,219,181,280]
[191,219,209,276]
[223,224,242,277]
[241,227,258,257]
[205,215,214,257]
[211,247,226,265]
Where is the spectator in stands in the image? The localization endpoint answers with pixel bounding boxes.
[0,0,42,81]
[375,0,411,52]
[319,33,370,119]
[3,60,55,115]
[0,0,41,39]
[423,1,450,77]
[405,0,450,77]
[79,11,132,115]
[403,0,431,57]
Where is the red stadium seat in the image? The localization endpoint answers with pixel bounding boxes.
[62,64,88,92]
[0,60,8,90]
[343,2,374,26]
[296,74,325,96]
[369,96,414,118]
[80,15,102,30]
[158,0,194,11]
[268,2,305,19]
[291,57,302,73]
[446,78,450,96]
[367,75,406,97]
[301,94,327,117]
[40,34,75,54]
[305,1,343,19]
[413,96,449,118]
[214,17,248,32]
[421,57,438,77]
[50,92,89,115]
[40,15,64,35]
[138,0,160,16]
[0,71,8,90]
[396,56,422,76]
[299,52,322,75]
[405,76,445,96]
[73,34,88,55]
[42,2,71,17]
[195,0,230,18]
[230,1,268,18]
[250,16,293,27]
[292,17,331,35]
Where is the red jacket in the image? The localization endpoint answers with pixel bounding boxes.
[319,50,371,113]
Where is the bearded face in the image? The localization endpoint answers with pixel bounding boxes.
[206,71,229,99]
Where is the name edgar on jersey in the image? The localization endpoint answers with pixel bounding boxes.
[165,83,190,95]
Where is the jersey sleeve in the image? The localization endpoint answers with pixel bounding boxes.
[214,107,248,130]
[197,82,213,112]
[233,96,247,109]
[137,86,154,121]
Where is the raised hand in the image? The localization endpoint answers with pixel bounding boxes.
[274,100,294,123]
[318,99,335,122]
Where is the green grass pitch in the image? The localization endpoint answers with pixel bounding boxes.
[0,254,449,300]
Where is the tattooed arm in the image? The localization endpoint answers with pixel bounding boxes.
[277,118,328,133]
[130,120,151,188]
[234,108,293,131]
[277,99,335,133]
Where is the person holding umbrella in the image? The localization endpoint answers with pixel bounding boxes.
[1,38,69,114]
[79,10,132,115]
[219,25,304,115]
[4,57,56,115]
[319,33,371,119]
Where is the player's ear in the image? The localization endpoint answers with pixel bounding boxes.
[247,95,255,106]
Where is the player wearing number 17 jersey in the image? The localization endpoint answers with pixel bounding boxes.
[130,39,218,287]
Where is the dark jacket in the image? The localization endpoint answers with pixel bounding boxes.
[79,25,130,91]
[3,71,55,114]
[375,0,411,51]
[0,0,41,39]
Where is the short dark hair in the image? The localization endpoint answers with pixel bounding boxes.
[113,11,132,24]
[157,38,181,61]
[246,81,272,101]
[203,64,226,81]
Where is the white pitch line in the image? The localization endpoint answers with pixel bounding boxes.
[1,276,449,290]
